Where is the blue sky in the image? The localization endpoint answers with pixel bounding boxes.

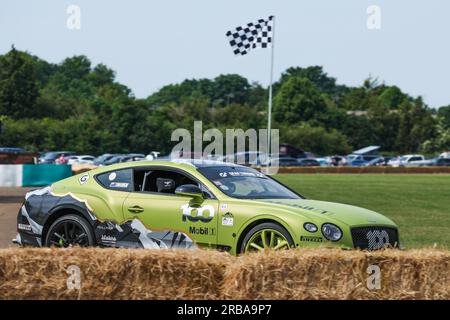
[1,0,449,107]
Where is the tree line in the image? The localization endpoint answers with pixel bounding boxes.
[0,46,449,156]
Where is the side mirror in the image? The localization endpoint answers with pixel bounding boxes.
[175,184,203,199]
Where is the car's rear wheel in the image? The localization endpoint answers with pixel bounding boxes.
[240,222,294,253]
[45,214,94,247]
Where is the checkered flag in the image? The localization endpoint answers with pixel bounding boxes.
[226,16,274,56]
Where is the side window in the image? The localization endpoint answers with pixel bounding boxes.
[133,168,213,198]
[96,169,133,192]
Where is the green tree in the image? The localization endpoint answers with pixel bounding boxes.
[367,103,400,152]
[147,74,252,108]
[273,77,327,124]
[395,98,437,153]
[280,124,351,155]
[88,64,115,87]
[211,74,251,106]
[420,117,450,153]
[0,46,39,118]
[437,105,450,129]
[377,86,408,109]
[275,66,348,99]
[340,115,377,150]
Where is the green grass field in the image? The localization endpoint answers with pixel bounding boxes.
[275,174,450,249]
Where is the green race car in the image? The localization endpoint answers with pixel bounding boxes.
[15,160,400,254]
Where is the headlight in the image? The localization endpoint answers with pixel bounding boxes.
[321,223,342,241]
[303,222,318,233]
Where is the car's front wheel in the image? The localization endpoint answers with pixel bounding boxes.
[45,214,95,247]
[240,222,294,253]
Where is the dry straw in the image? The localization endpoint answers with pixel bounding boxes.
[0,248,231,300]
[0,248,448,299]
[221,248,450,300]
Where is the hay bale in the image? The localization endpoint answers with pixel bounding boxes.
[0,248,231,300]
[221,249,450,300]
[0,248,448,300]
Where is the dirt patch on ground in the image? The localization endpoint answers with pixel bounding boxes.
[0,188,31,248]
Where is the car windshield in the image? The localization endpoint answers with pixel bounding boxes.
[197,166,301,199]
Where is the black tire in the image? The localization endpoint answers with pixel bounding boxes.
[45,214,95,247]
[239,222,294,254]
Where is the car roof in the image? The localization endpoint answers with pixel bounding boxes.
[95,159,245,172]
[171,159,246,168]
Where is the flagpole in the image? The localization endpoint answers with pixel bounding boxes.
[267,16,275,166]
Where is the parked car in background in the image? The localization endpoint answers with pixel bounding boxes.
[364,157,387,166]
[382,157,395,166]
[315,157,329,167]
[327,155,348,166]
[39,151,75,164]
[347,154,379,166]
[217,151,269,166]
[65,155,78,164]
[439,152,450,159]
[388,155,425,167]
[124,154,146,162]
[264,157,320,167]
[94,154,121,166]
[0,148,38,164]
[278,144,306,159]
[127,153,145,160]
[269,157,299,167]
[347,146,381,166]
[103,154,145,165]
[103,155,127,165]
[0,147,25,153]
[304,152,316,159]
[145,151,161,160]
[67,155,95,165]
[297,158,320,167]
[409,157,450,167]
[365,157,393,167]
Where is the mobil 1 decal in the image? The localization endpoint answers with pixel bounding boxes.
[181,203,216,236]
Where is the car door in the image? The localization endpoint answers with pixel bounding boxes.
[437,158,450,166]
[122,167,219,248]
[94,168,134,223]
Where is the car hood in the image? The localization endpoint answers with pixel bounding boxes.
[257,198,396,227]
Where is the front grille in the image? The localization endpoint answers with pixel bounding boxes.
[351,226,399,250]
